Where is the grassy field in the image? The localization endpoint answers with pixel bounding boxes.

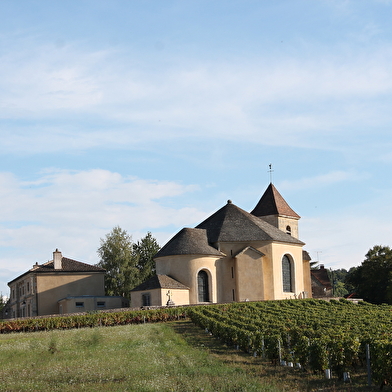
[0,320,381,392]
[0,321,280,392]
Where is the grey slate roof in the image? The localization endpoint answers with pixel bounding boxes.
[154,227,224,258]
[131,274,189,291]
[233,246,265,258]
[196,200,304,245]
[153,184,304,261]
[251,183,300,219]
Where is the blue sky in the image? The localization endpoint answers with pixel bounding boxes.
[1,0,392,296]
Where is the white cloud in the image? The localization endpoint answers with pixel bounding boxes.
[279,170,368,192]
[0,40,106,115]
[302,212,392,271]
[0,169,202,226]
[0,169,205,282]
[2,37,392,154]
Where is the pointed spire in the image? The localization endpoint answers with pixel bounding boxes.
[251,183,300,219]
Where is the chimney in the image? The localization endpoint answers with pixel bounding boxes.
[53,249,62,269]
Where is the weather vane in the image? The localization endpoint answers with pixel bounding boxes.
[268,164,274,183]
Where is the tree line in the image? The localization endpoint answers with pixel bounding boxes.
[314,245,392,305]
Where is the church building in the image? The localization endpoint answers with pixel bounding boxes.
[131,183,312,307]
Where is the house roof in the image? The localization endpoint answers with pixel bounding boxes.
[311,267,332,289]
[251,183,300,219]
[196,200,303,245]
[34,258,105,273]
[131,274,189,291]
[8,257,105,285]
[155,228,224,258]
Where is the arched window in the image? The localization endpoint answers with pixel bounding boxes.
[282,255,293,292]
[286,225,291,235]
[198,270,210,302]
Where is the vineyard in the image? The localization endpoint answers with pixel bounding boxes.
[188,298,392,387]
[2,298,392,387]
[0,307,187,333]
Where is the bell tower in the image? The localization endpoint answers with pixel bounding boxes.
[250,183,300,239]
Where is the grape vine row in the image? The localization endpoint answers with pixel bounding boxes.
[188,298,392,385]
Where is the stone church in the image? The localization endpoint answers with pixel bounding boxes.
[131,183,312,307]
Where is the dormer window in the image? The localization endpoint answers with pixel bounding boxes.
[286,225,291,235]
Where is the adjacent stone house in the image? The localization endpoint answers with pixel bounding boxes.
[6,249,128,318]
[311,264,333,297]
[131,183,312,307]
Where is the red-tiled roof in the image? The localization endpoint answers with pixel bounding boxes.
[34,257,105,272]
[311,267,332,289]
[251,183,300,219]
[8,257,104,284]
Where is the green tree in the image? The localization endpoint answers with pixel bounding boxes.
[0,293,5,318]
[133,232,160,284]
[345,245,392,304]
[97,226,139,298]
[327,268,349,297]
[97,227,161,298]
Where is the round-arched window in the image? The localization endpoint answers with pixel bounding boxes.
[282,255,293,292]
[198,270,210,302]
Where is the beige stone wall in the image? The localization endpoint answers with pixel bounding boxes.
[58,296,125,314]
[234,248,264,301]
[130,288,162,308]
[277,217,299,239]
[154,241,311,305]
[303,259,312,298]
[7,275,37,318]
[156,255,220,304]
[260,215,299,238]
[210,243,236,302]
[218,242,263,303]
[130,288,190,308]
[268,242,307,299]
[37,273,105,316]
[161,288,190,307]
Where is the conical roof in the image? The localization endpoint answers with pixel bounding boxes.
[196,200,303,244]
[251,183,300,219]
[154,228,224,258]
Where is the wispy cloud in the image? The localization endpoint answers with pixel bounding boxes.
[279,170,369,191]
[2,37,392,154]
[0,169,204,273]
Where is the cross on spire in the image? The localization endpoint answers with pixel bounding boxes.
[268,164,274,183]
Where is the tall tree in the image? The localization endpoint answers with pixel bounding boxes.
[133,232,160,284]
[345,245,392,304]
[327,268,349,297]
[97,226,138,298]
[0,293,5,319]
